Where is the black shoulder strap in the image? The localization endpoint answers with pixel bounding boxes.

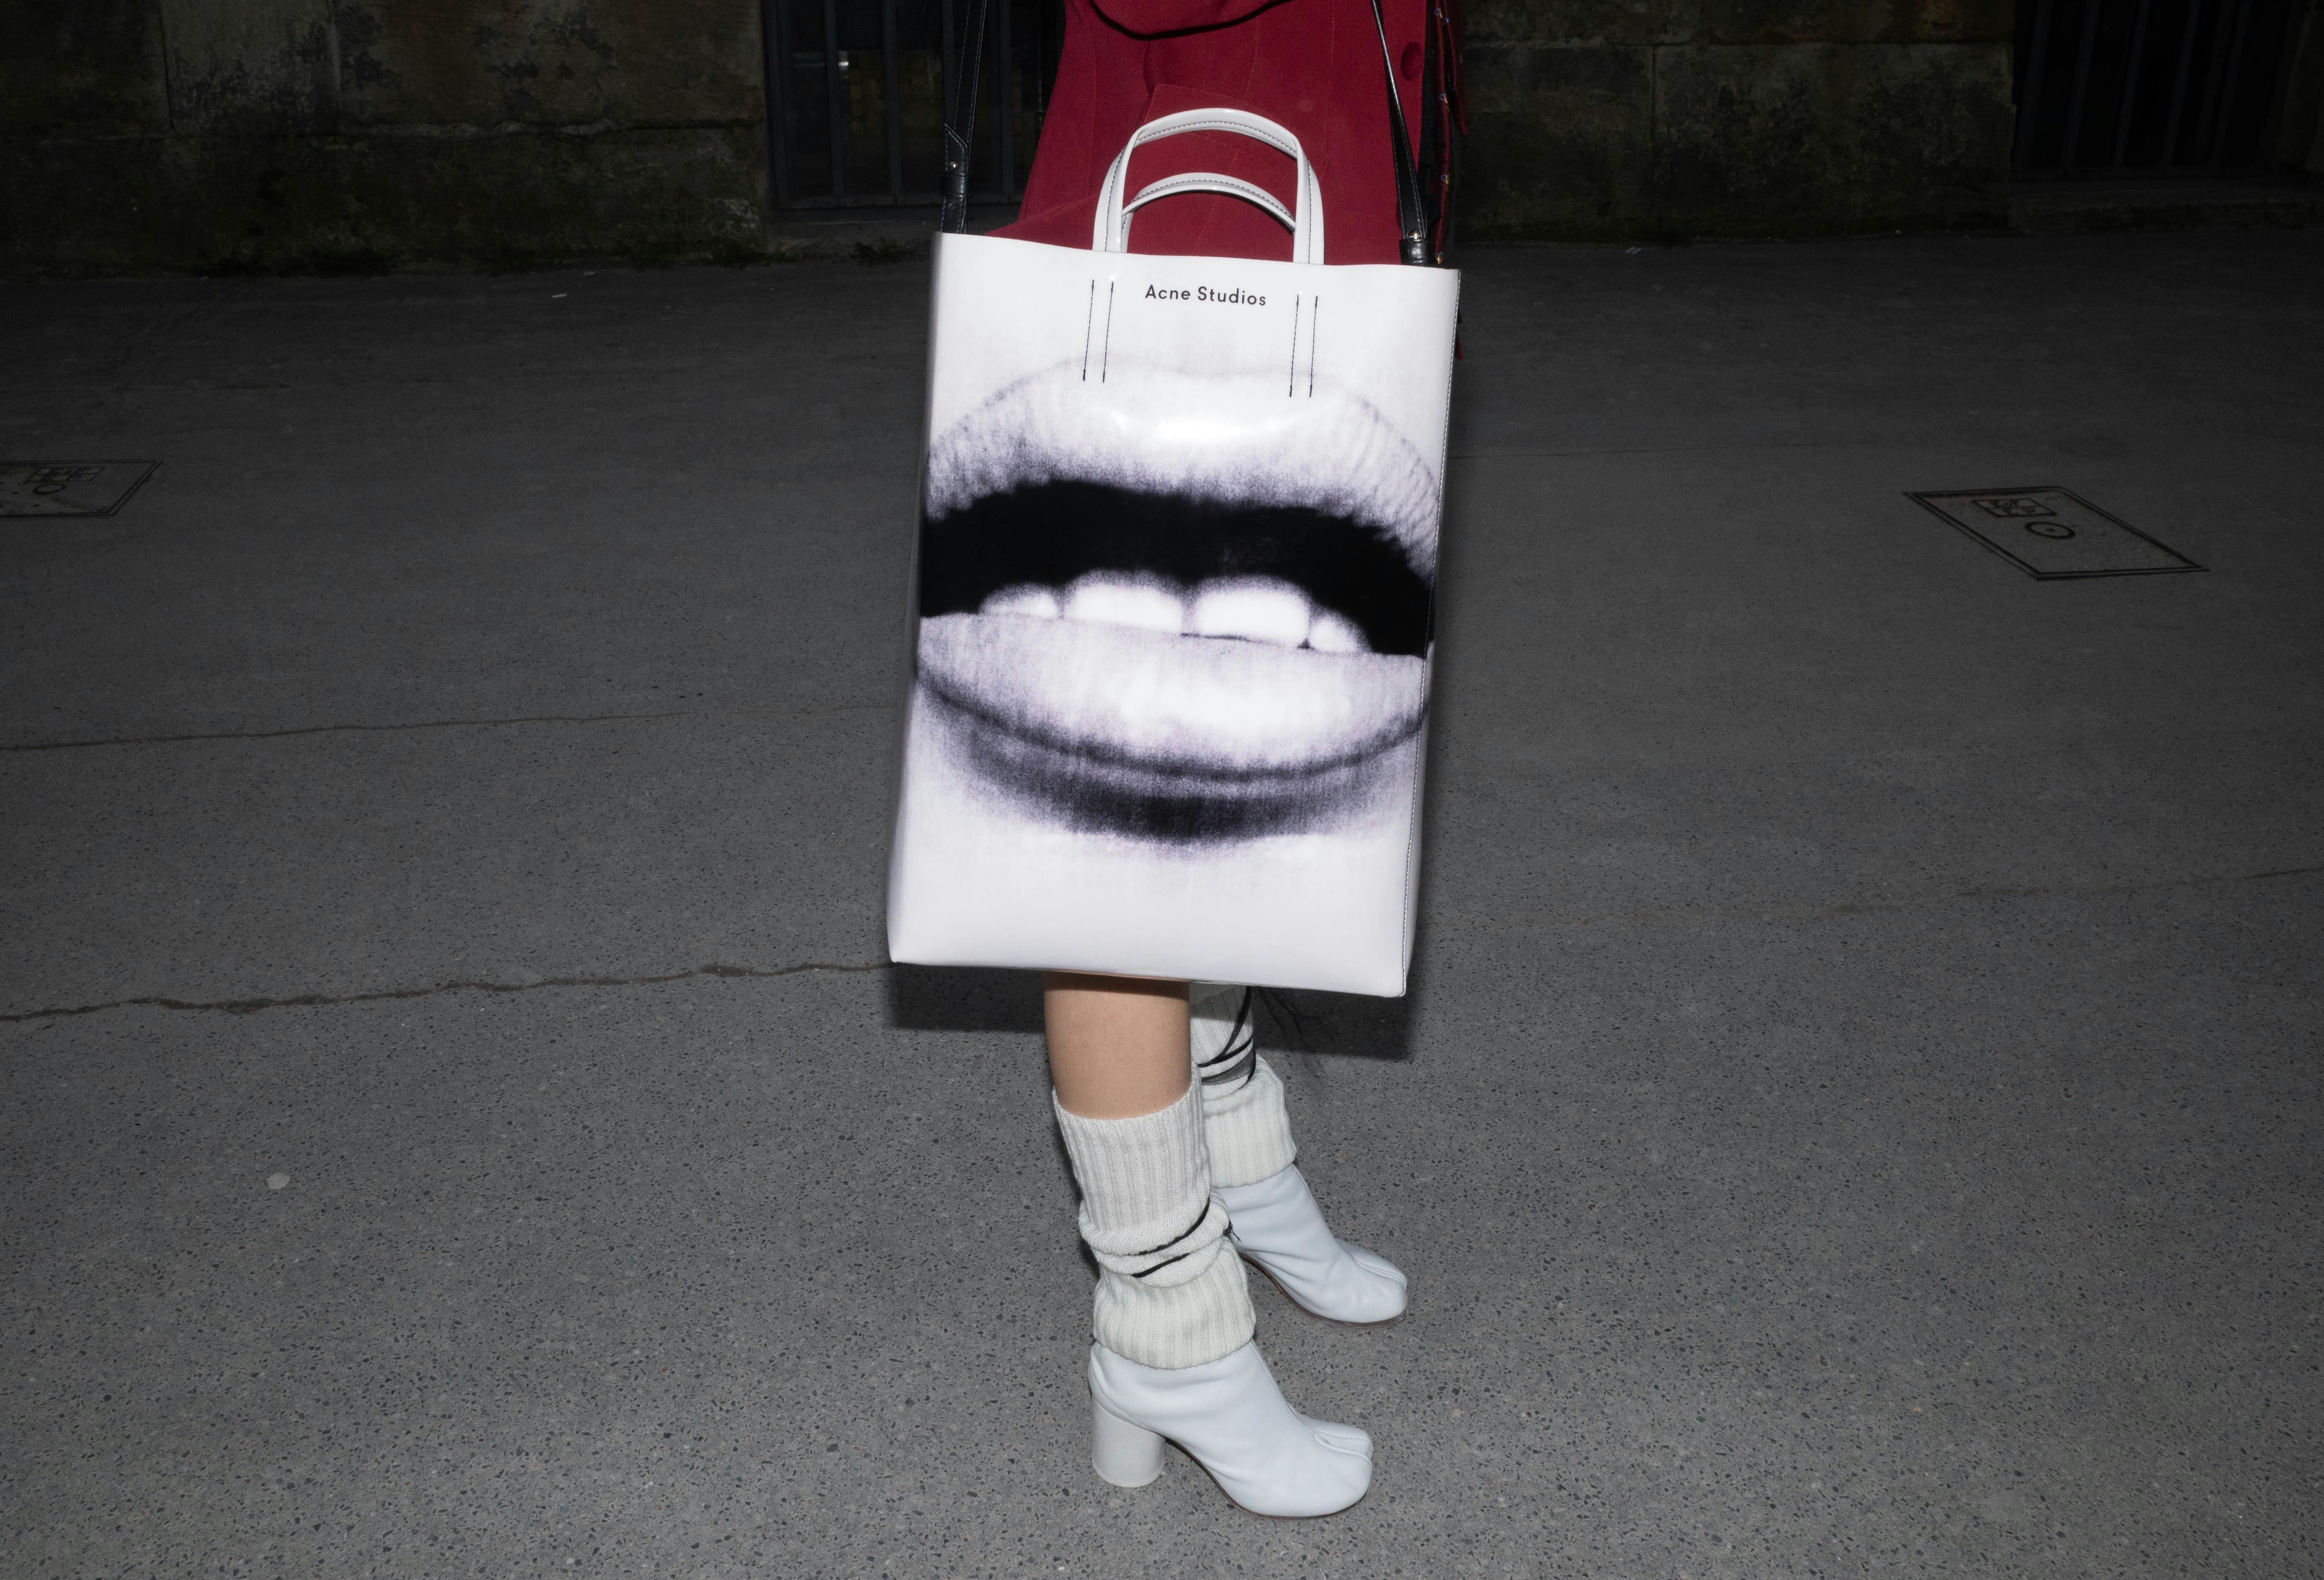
[942,0,1432,265]
[1365,0,1433,265]
[940,0,992,234]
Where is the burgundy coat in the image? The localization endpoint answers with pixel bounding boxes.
[995,0,1456,267]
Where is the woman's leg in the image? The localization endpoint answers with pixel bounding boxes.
[1044,972,1371,1515]
[1044,972,1249,1371]
[1044,972,1189,1119]
[1188,983,1295,1186]
[1191,985,1408,1325]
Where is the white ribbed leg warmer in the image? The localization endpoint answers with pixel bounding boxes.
[1052,1081,1254,1370]
[1191,982,1298,1190]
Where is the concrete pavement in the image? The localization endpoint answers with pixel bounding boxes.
[3,231,2319,1576]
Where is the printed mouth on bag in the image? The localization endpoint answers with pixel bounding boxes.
[915,366,1440,844]
[915,482,1431,842]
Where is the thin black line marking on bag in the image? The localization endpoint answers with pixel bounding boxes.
[1100,280,1117,383]
[1307,298,1320,398]
[1288,295,1302,398]
[1081,280,1097,382]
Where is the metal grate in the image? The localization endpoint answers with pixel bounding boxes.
[1908,487,2205,578]
[1,462,155,518]
[2011,0,2311,175]
[760,0,1065,207]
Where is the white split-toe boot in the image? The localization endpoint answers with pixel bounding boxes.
[1218,1164,1408,1325]
[1089,1339,1372,1516]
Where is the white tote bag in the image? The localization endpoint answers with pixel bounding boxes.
[887,97,1459,996]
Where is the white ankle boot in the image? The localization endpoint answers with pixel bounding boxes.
[1088,1339,1372,1516]
[1218,1164,1408,1325]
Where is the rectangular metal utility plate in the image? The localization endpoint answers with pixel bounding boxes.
[0,461,158,518]
[1908,487,2202,579]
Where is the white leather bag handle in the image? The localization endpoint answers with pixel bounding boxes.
[1090,108,1325,265]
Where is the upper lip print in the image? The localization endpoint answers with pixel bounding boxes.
[916,362,1442,844]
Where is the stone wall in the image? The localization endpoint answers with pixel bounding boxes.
[3,0,2023,274]
[1,0,769,274]
[1459,0,2018,241]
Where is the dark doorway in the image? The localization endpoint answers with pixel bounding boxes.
[2013,0,2312,175]
[760,0,1068,207]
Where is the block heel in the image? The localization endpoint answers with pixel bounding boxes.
[1091,1398,1167,1487]
[1085,1342,1371,1515]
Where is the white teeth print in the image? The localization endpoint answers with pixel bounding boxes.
[980,584,1063,619]
[987,574,1373,653]
[1062,573,1187,635]
[1305,610,1371,654]
[1189,578,1312,647]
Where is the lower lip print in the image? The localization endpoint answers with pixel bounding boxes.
[916,612,1429,840]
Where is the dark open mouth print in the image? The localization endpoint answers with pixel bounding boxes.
[914,480,1436,844]
[921,481,1432,657]
[913,360,1443,845]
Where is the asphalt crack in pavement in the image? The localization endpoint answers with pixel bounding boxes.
[4,866,2311,1025]
[0,960,891,1024]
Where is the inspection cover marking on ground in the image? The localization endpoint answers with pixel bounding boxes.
[0,461,157,518]
[1908,487,2202,579]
